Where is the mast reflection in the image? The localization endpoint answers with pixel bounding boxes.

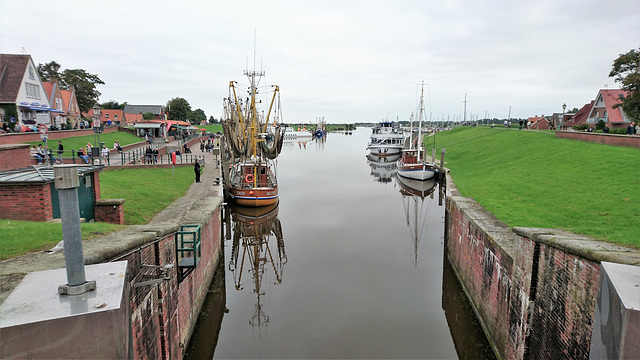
[396,175,437,265]
[228,202,286,329]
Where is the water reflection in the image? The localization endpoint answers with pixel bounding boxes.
[366,153,400,183]
[396,176,437,266]
[442,254,497,360]
[228,202,286,330]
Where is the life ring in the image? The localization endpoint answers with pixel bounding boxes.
[245,174,254,183]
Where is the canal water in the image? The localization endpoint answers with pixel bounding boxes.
[186,128,494,359]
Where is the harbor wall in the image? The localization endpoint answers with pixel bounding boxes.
[444,176,639,360]
[555,130,640,148]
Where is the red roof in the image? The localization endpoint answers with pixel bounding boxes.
[564,101,594,127]
[597,89,628,123]
[99,109,124,123]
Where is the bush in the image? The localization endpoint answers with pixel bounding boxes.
[573,124,589,131]
[596,119,606,130]
[610,128,627,134]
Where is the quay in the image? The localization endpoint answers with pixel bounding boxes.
[0,133,224,359]
[443,171,640,359]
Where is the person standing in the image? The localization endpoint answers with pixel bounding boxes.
[57,141,64,163]
[194,159,201,183]
[101,145,110,163]
[627,122,636,135]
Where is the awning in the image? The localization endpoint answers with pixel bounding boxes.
[49,109,65,113]
[134,123,162,128]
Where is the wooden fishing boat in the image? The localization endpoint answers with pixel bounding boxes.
[222,66,284,207]
[397,83,438,181]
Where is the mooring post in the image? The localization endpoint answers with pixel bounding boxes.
[440,148,446,171]
[54,164,96,295]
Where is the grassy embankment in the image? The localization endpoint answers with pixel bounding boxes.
[1,162,196,260]
[430,126,639,248]
[27,131,143,153]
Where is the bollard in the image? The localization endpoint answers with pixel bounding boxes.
[54,165,96,295]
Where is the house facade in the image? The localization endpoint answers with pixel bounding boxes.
[42,80,66,128]
[123,104,165,124]
[0,54,52,131]
[61,86,81,128]
[586,89,630,130]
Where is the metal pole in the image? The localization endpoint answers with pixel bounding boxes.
[55,165,96,295]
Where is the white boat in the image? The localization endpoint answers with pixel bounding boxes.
[282,126,312,140]
[367,121,403,156]
[396,83,438,181]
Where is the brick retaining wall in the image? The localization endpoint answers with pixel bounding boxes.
[555,131,640,148]
[445,176,640,359]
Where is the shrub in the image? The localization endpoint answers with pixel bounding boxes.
[573,124,589,131]
[596,119,606,130]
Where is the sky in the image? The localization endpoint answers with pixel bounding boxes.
[1,0,639,124]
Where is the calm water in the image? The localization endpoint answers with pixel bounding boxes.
[186,128,494,359]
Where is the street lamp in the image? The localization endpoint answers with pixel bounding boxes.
[560,103,566,130]
[92,104,101,164]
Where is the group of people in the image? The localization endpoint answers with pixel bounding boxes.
[199,137,219,152]
[144,146,159,164]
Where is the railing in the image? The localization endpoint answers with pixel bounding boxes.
[120,149,205,165]
[176,224,201,281]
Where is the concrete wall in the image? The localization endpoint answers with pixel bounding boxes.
[445,176,640,360]
[555,131,640,148]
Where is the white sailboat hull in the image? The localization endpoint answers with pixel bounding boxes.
[396,162,437,180]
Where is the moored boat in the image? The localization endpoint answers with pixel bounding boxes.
[222,66,284,207]
[367,120,403,156]
[396,83,438,181]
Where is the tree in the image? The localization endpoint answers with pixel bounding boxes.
[101,100,122,109]
[609,49,640,122]
[208,115,216,124]
[143,112,155,120]
[166,97,191,121]
[189,108,206,124]
[37,61,105,114]
[37,61,63,82]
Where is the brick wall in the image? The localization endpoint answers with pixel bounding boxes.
[525,241,599,360]
[0,144,31,171]
[445,190,635,360]
[95,199,125,224]
[446,197,530,359]
[556,131,640,148]
[0,183,52,221]
[112,206,222,359]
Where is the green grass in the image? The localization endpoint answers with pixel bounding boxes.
[430,127,639,247]
[197,124,223,133]
[99,167,196,224]
[26,131,143,153]
[0,220,125,261]
[0,167,196,260]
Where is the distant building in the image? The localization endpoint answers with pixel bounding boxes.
[123,104,165,124]
[527,115,551,130]
[0,54,52,131]
[563,101,594,129]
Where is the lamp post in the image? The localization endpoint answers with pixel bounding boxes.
[560,103,566,131]
[92,104,101,164]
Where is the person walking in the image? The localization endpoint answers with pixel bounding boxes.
[57,141,64,163]
[194,159,201,183]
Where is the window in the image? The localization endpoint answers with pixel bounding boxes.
[25,83,40,99]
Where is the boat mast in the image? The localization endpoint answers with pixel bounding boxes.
[417,82,425,159]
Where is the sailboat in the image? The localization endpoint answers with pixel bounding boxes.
[396,83,438,181]
[222,66,285,207]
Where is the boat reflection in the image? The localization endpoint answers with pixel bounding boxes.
[396,175,438,265]
[367,153,400,184]
[228,202,287,329]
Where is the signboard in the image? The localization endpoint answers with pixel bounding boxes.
[93,124,104,134]
[93,118,101,128]
[36,113,51,126]
[38,125,48,134]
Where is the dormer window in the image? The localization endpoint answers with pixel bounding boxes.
[28,66,35,80]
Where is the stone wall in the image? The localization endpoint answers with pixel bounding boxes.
[555,131,640,148]
[95,198,125,224]
[445,176,640,360]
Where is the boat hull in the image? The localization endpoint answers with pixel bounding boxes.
[367,144,403,156]
[396,162,437,180]
[229,187,279,207]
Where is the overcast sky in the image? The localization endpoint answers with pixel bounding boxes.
[2,0,639,123]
